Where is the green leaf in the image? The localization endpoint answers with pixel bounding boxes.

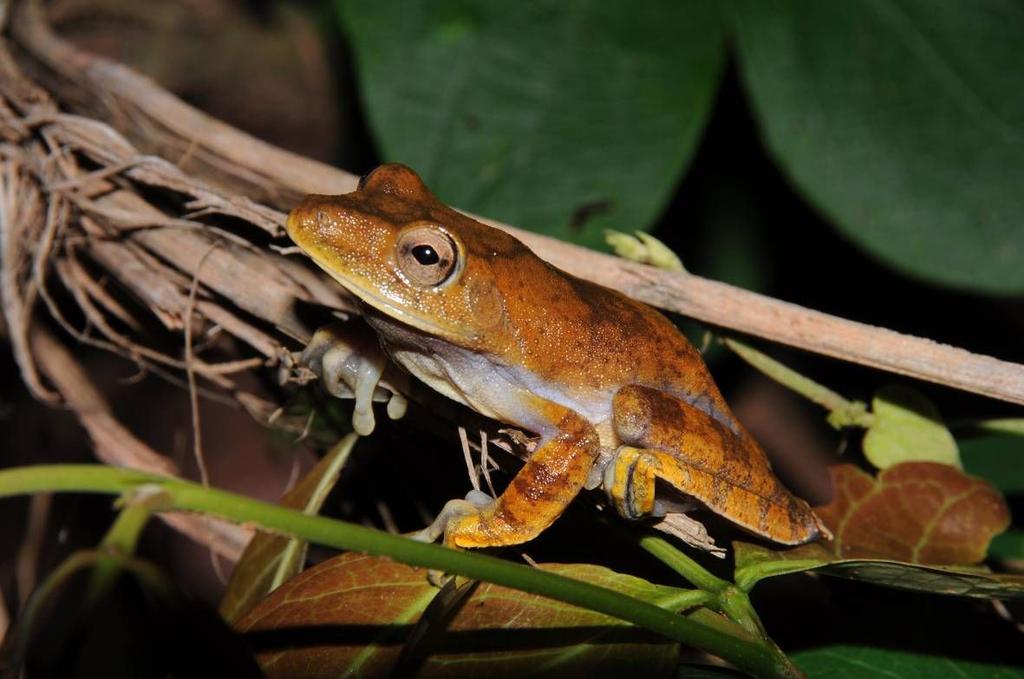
[794,644,1024,679]
[961,435,1024,494]
[989,530,1024,560]
[733,541,1024,600]
[606,230,686,271]
[220,434,358,622]
[731,0,1024,293]
[862,385,960,469]
[336,0,725,247]
[236,554,712,678]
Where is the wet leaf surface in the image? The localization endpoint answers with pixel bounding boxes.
[220,435,358,622]
[815,463,1008,564]
[235,553,694,678]
[862,385,960,469]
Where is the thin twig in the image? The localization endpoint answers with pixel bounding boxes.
[184,244,219,488]
[458,426,480,493]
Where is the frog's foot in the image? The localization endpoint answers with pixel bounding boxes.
[417,399,599,550]
[301,322,406,436]
[602,446,665,520]
[413,491,493,545]
[603,446,724,555]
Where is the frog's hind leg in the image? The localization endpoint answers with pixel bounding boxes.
[419,398,600,549]
[607,385,828,545]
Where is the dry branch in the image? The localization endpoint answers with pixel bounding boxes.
[8,0,1023,406]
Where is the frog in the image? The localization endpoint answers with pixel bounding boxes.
[287,163,828,550]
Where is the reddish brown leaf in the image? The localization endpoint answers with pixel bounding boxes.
[815,462,1010,564]
[234,553,685,679]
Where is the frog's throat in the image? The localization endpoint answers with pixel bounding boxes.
[309,258,473,343]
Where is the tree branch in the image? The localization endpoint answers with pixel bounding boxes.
[8,0,1021,406]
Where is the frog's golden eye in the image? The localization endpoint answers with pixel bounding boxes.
[395,226,459,287]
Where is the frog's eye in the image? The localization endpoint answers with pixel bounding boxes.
[396,226,459,287]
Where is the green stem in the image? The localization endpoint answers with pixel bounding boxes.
[724,338,872,429]
[636,533,769,641]
[718,586,766,639]
[735,560,827,593]
[636,533,729,593]
[949,417,1024,438]
[86,489,168,605]
[15,548,172,669]
[658,588,716,612]
[18,550,98,653]
[0,465,800,679]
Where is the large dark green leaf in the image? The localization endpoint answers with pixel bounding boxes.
[336,0,725,247]
[961,435,1024,494]
[794,645,1024,678]
[731,0,1024,293]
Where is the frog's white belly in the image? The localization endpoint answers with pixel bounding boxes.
[384,338,614,443]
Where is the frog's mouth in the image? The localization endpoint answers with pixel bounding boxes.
[304,253,474,344]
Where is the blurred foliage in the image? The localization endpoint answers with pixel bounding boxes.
[961,435,1024,494]
[336,0,725,248]
[793,645,1023,678]
[334,0,1024,293]
[862,385,961,469]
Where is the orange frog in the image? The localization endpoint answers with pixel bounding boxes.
[288,164,827,551]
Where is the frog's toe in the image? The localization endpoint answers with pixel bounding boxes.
[425,568,453,588]
[300,324,345,372]
[414,498,481,545]
[386,393,408,420]
[312,335,389,436]
[351,409,376,437]
[603,446,659,520]
[319,344,357,399]
[464,489,493,508]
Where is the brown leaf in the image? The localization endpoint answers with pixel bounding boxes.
[220,434,358,622]
[234,554,686,679]
[816,462,1009,564]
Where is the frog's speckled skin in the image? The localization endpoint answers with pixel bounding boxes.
[288,164,826,548]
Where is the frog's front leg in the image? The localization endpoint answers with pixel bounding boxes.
[422,399,600,549]
[301,321,408,436]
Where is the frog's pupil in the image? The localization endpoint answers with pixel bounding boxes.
[412,244,440,266]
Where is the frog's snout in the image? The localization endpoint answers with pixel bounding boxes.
[285,197,318,246]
